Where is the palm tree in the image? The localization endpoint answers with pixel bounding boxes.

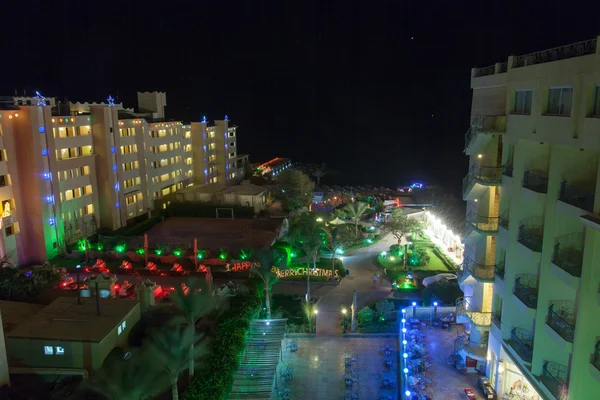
[301,234,321,302]
[312,165,326,187]
[320,225,352,278]
[168,279,222,381]
[252,248,285,318]
[145,324,208,400]
[344,201,370,234]
[86,350,167,400]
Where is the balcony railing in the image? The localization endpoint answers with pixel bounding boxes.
[592,340,600,372]
[523,170,549,193]
[461,257,495,282]
[502,165,513,177]
[546,300,576,342]
[473,65,496,78]
[492,311,501,327]
[518,222,544,252]
[464,116,506,151]
[513,38,597,68]
[466,214,499,234]
[456,297,492,328]
[514,274,539,309]
[499,211,509,229]
[495,261,505,280]
[541,361,569,400]
[559,181,595,212]
[510,327,534,362]
[552,237,583,278]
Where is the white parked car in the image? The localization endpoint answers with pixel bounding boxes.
[422,273,458,287]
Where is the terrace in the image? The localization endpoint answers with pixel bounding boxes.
[540,361,569,400]
[552,232,584,278]
[517,217,544,252]
[546,300,576,343]
[559,181,595,213]
[513,274,539,309]
[456,297,492,329]
[459,257,495,284]
[508,327,534,363]
[523,170,549,194]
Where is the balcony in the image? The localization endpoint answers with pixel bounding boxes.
[546,300,576,343]
[508,327,534,363]
[592,341,600,372]
[456,297,492,330]
[540,361,569,400]
[492,311,501,328]
[462,164,503,200]
[459,257,495,284]
[499,211,509,230]
[464,215,499,244]
[522,170,549,194]
[558,181,595,215]
[551,232,583,279]
[494,261,505,280]
[513,274,539,309]
[464,115,506,155]
[502,165,514,178]
[517,219,544,252]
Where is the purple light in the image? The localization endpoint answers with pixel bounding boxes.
[116,202,120,208]
[25,271,32,277]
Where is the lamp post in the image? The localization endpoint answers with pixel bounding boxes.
[351,289,357,333]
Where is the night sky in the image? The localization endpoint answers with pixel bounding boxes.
[3,0,600,193]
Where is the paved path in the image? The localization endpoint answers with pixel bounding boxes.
[316,234,396,335]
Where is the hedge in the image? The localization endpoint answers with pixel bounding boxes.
[183,292,262,400]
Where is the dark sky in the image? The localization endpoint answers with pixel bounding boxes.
[3,0,600,193]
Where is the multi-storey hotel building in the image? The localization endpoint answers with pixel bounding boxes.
[462,36,600,399]
[0,91,245,266]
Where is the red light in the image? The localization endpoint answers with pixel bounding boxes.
[62,282,67,287]
[114,284,120,289]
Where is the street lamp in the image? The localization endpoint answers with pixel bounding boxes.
[313,309,319,315]
[341,308,347,314]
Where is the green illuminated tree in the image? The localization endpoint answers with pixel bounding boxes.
[168,279,222,381]
[320,225,353,278]
[252,248,286,318]
[274,169,315,211]
[343,201,370,234]
[86,350,167,400]
[146,324,208,400]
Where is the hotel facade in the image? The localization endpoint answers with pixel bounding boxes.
[461,36,600,399]
[0,92,246,266]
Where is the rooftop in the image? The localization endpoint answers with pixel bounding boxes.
[222,183,268,196]
[0,301,44,334]
[6,297,139,342]
[179,183,227,194]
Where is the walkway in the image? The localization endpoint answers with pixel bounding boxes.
[316,234,395,335]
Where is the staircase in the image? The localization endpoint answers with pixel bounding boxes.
[228,319,288,400]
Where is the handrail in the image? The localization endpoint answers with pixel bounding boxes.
[492,311,501,327]
[592,340,600,371]
[514,274,539,309]
[546,301,576,342]
[456,297,492,327]
[541,361,569,399]
[523,170,549,193]
[518,224,544,252]
[495,261,505,280]
[513,38,597,68]
[473,65,496,77]
[510,327,534,362]
[467,214,500,233]
[462,257,495,281]
[560,181,595,212]
[552,243,583,278]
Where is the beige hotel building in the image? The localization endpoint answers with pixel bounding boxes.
[0,91,246,266]
[460,36,600,399]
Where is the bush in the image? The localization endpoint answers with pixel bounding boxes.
[183,292,261,400]
[408,247,430,267]
[423,281,463,305]
[389,244,402,255]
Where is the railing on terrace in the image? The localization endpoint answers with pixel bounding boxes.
[467,214,499,234]
[461,257,495,281]
[510,327,534,363]
[513,274,539,309]
[464,116,506,151]
[513,38,598,68]
[560,181,595,212]
[502,164,513,177]
[498,62,508,73]
[473,65,496,77]
[495,261,505,280]
[492,311,501,327]
[552,232,584,278]
[518,220,544,252]
[456,297,492,328]
[499,211,509,229]
[547,300,576,342]
[541,361,569,400]
[592,340,600,372]
[523,170,549,193]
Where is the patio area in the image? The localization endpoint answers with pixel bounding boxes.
[274,336,399,400]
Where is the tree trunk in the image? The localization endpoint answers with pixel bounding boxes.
[331,254,336,280]
[265,284,271,319]
[355,219,358,234]
[351,289,358,333]
[171,378,179,400]
[306,262,310,303]
[188,341,194,382]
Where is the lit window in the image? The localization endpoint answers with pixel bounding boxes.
[44,346,54,355]
[122,321,126,329]
[55,346,65,355]
[118,326,122,335]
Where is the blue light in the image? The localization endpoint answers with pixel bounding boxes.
[46,196,53,204]
[402,340,407,345]
[403,368,408,374]
[114,183,119,191]
[111,146,116,153]
[43,172,51,180]
[204,169,208,175]
[405,390,411,397]
[203,145,207,151]
[76,264,81,269]
[403,353,408,358]
[116,202,120,208]
[412,302,417,306]
[112,165,117,171]
[401,319,406,323]
[34,91,46,106]
[41,149,48,156]
[48,218,55,226]
[433,302,438,306]
[202,116,207,123]
[39,126,45,133]
[224,114,228,121]
[107,95,115,106]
